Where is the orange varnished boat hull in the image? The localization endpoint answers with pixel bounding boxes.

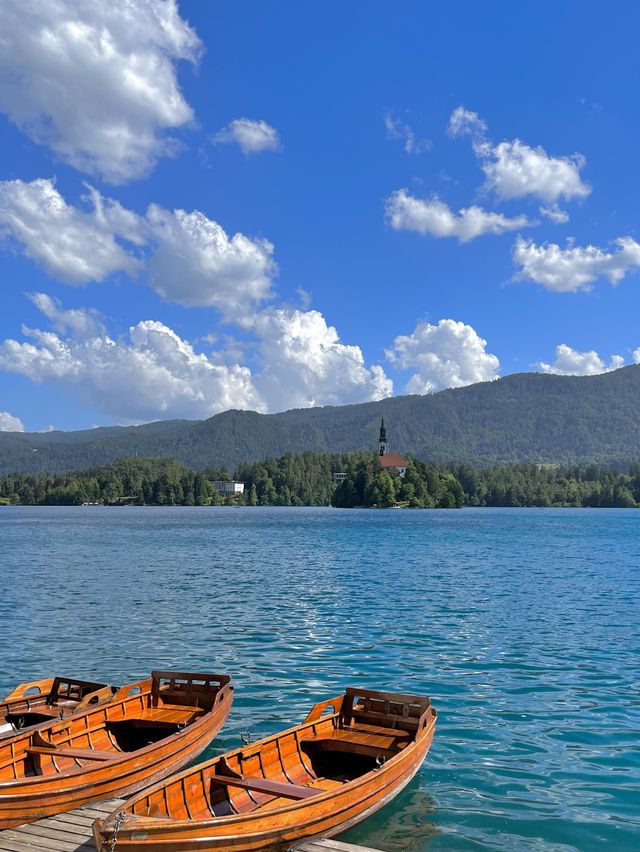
[0,672,233,829]
[94,687,436,851]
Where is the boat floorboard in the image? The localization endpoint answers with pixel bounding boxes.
[0,801,382,851]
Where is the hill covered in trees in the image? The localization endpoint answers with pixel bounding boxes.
[2,365,640,475]
[1,454,639,509]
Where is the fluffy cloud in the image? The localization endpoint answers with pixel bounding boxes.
[537,344,625,376]
[0,411,24,432]
[513,236,640,292]
[384,113,431,154]
[0,296,392,422]
[448,106,487,140]
[386,190,530,242]
[0,178,144,284]
[0,178,277,315]
[250,308,392,410]
[482,139,590,203]
[386,319,500,394]
[27,292,105,337]
[146,206,276,313]
[0,0,201,183]
[212,119,281,154]
[449,107,590,204]
[0,318,263,424]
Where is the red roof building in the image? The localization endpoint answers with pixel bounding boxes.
[376,419,408,477]
[379,453,408,470]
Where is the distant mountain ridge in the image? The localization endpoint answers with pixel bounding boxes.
[2,365,640,475]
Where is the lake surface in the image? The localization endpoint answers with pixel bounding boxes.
[1,506,638,850]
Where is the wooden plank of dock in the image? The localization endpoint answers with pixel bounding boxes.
[0,799,125,851]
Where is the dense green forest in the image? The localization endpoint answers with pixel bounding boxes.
[1,454,639,509]
[1,366,640,475]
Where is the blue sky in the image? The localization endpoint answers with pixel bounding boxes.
[0,0,638,432]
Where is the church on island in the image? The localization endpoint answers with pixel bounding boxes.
[377,418,408,477]
[331,418,408,484]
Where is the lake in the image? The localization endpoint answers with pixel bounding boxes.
[0,506,638,850]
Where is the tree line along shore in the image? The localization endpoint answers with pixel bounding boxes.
[1,453,639,509]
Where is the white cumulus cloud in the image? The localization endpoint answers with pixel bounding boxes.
[212,118,281,154]
[513,236,640,292]
[483,139,590,203]
[0,178,277,316]
[250,308,392,411]
[386,189,530,242]
[386,319,500,394]
[536,344,625,376]
[146,206,276,314]
[0,411,24,432]
[0,178,145,284]
[0,0,202,183]
[448,106,590,204]
[0,296,392,422]
[27,292,105,338]
[0,317,263,424]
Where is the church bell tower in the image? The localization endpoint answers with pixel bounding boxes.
[378,418,388,456]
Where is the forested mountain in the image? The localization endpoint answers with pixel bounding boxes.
[2,365,640,475]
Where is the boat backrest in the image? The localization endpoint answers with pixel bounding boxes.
[151,671,231,708]
[49,678,104,706]
[342,687,432,734]
[2,678,55,703]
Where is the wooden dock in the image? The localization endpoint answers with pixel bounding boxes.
[0,800,382,851]
[0,799,125,851]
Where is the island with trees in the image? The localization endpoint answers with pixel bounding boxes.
[1,453,639,509]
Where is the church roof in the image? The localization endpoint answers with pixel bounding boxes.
[378,453,408,468]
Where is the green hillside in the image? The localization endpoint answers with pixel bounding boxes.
[2,365,640,474]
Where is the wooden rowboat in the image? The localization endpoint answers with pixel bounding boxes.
[0,670,233,829]
[0,676,118,740]
[94,686,436,851]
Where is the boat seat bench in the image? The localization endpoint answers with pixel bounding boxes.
[304,725,409,755]
[25,746,118,761]
[210,773,320,800]
[156,703,205,714]
[133,706,204,725]
[24,707,60,716]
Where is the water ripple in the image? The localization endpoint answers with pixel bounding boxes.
[0,506,638,851]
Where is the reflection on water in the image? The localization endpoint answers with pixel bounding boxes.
[1,506,639,851]
[343,784,439,851]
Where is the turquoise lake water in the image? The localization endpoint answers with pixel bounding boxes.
[0,506,638,850]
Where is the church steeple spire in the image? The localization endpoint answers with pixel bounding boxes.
[378,418,388,456]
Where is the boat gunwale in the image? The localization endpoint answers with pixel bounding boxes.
[110,703,437,831]
[0,680,234,792]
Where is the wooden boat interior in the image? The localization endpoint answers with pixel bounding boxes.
[0,671,231,781]
[129,687,435,821]
[0,677,117,735]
